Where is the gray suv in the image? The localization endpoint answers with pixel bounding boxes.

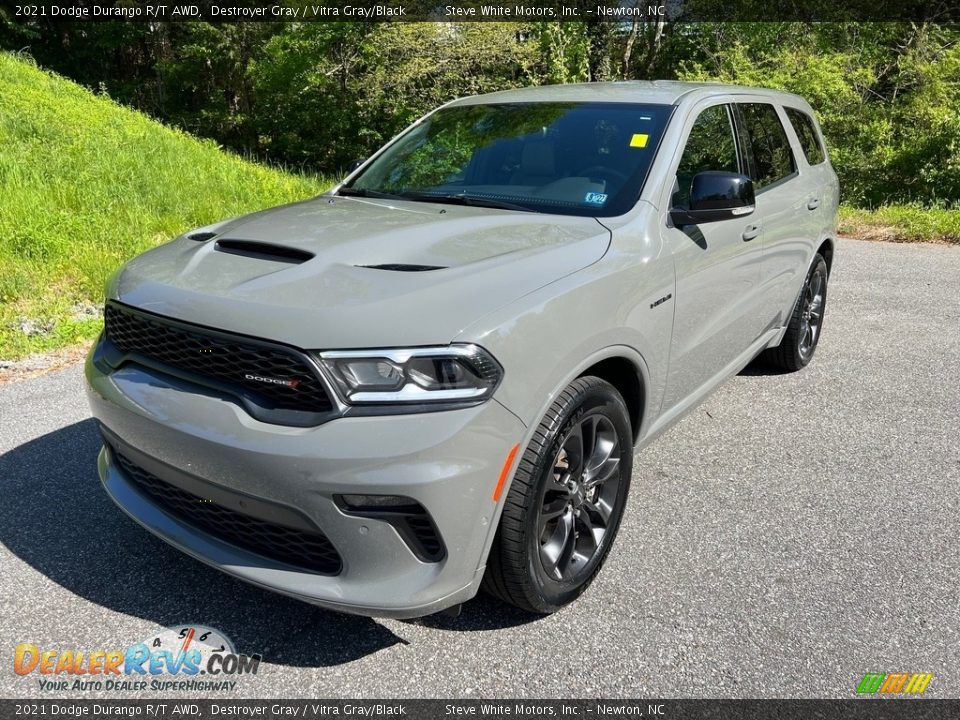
[86,82,839,617]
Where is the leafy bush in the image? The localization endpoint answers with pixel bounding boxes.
[248,23,541,171]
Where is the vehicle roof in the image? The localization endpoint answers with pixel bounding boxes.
[448,81,809,108]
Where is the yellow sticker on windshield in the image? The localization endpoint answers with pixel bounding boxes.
[630,133,649,148]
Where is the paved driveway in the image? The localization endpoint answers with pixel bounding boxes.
[1,238,958,699]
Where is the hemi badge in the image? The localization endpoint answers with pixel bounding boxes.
[650,293,673,309]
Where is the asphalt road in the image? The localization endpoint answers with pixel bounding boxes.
[2,237,959,700]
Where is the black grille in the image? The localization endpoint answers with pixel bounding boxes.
[113,451,342,575]
[104,303,332,414]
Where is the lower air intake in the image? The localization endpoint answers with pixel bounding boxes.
[113,450,342,575]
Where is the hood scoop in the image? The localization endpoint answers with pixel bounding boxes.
[214,239,314,265]
[358,263,446,272]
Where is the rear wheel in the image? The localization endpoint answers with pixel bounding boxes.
[763,253,828,371]
[482,377,633,613]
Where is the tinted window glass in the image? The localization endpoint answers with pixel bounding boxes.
[347,102,671,217]
[738,103,796,189]
[673,104,739,209]
[785,107,825,165]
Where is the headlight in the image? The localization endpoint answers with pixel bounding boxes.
[317,345,502,405]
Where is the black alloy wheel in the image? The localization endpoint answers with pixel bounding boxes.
[483,376,633,613]
[763,253,829,371]
[538,414,622,583]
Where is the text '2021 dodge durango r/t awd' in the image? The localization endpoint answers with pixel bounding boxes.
[86,82,838,617]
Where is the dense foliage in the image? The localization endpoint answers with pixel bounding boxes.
[1,19,957,209]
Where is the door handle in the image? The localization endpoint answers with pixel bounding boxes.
[807,198,821,210]
[742,224,761,241]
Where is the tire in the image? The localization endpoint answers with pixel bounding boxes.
[762,253,829,372]
[482,376,633,613]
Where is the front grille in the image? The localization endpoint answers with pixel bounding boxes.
[104,303,332,414]
[113,451,342,575]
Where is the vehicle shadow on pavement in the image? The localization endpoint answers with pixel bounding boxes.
[737,357,786,377]
[0,419,407,667]
[407,596,540,631]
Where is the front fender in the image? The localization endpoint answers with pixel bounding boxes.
[456,254,675,444]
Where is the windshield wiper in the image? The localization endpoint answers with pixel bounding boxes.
[340,187,536,213]
[337,187,408,201]
[398,192,537,213]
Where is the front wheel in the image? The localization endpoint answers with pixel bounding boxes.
[482,377,633,613]
[763,253,829,371]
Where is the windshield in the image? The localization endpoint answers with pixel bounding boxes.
[343,102,673,217]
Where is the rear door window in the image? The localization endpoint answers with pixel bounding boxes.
[784,107,826,165]
[737,103,796,190]
[673,104,740,209]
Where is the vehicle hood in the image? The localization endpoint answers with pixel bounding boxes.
[112,196,610,348]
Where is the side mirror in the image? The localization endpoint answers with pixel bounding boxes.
[670,171,755,226]
[348,158,366,172]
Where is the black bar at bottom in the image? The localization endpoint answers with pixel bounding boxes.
[1,699,958,720]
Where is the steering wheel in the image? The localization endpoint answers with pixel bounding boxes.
[576,165,630,185]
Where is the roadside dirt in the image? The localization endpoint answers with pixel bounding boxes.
[0,343,91,385]
[837,222,959,245]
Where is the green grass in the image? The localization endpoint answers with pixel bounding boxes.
[0,53,332,359]
[839,203,960,244]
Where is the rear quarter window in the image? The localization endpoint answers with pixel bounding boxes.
[784,107,826,165]
[737,103,797,190]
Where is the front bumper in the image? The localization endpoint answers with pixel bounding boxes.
[85,344,525,618]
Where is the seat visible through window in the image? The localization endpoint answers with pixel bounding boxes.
[511,142,557,186]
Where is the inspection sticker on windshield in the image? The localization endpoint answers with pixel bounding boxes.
[629,133,649,148]
[584,192,608,205]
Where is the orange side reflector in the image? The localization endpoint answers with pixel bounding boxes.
[492,443,521,502]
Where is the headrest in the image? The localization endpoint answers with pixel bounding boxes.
[520,142,555,177]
